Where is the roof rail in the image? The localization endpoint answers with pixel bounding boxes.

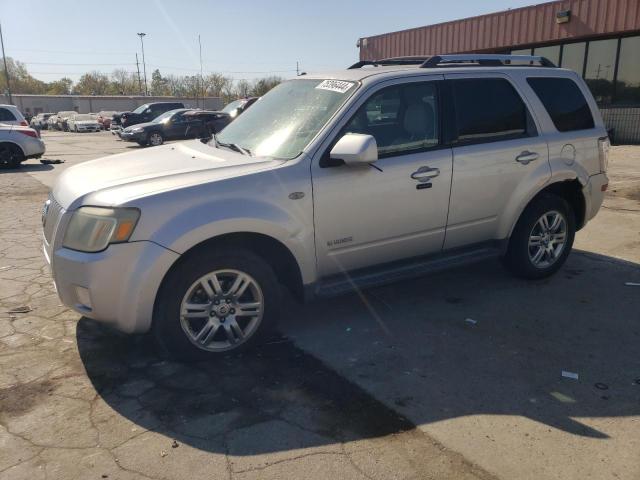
[421,54,557,68]
[349,54,557,69]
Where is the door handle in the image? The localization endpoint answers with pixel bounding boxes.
[515,151,539,165]
[411,166,440,182]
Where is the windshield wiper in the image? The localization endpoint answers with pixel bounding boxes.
[206,131,252,156]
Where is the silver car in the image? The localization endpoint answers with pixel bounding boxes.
[0,124,46,168]
[42,55,609,358]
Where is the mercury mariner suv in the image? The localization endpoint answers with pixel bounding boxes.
[42,55,609,358]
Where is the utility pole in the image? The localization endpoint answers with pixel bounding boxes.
[137,33,148,96]
[296,61,299,76]
[198,34,204,108]
[135,53,142,95]
[0,22,12,104]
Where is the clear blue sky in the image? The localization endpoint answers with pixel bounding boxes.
[2,0,537,83]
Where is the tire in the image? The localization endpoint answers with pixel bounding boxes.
[503,194,575,279]
[148,131,164,146]
[0,143,25,168]
[137,141,147,147]
[152,248,281,360]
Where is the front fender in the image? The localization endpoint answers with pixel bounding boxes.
[143,198,315,284]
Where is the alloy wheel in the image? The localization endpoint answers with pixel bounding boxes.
[149,133,163,146]
[179,269,264,352]
[528,210,567,268]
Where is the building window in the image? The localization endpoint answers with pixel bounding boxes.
[584,38,617,104]
[533,45,560,66]
[615,36,640,105]
[560,42,586,76]
[527,78,595,132]
[451,78,533,144]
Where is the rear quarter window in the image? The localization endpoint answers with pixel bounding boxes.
[527,77,595,132]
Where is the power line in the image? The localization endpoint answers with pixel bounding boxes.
[24,61,136,66]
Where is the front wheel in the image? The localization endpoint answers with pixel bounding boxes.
[503,194,575,279]
[153,248,280,360]
[148,131,164,146]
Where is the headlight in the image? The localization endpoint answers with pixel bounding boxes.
[130,127,144,132]
[63,207,140,253]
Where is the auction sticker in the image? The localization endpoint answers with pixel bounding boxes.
[315,80,354,94]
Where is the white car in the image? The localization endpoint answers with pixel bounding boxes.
[30,113,55,130]
[0,123,46,168]
[0,105,28,127]
[68,114,101,133]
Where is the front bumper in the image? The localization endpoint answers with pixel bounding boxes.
[44,235,180,334]
[119,130,146,142]
[583,172,609,224]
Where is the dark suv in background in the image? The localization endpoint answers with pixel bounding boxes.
[111,102,185,134]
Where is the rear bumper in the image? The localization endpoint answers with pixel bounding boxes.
[23,137,46,159]
[583,172,608,224]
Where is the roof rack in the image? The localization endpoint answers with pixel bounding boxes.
[348,54,557,69]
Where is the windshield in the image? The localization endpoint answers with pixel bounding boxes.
[152,109,182,123]
[74,114,93,121]
[222,99,244,114]
[216,79,357,159]
[132,104,149,115]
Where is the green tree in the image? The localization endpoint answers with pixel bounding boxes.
[73,71,111,95]
[250,76,283,97]
[46,78,73,95]
[150,69,170,96]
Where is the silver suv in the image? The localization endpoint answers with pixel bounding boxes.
[42,55,609,358]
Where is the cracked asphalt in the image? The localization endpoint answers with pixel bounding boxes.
[0,131,639,479]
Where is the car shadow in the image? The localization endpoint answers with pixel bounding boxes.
[77,250,640,454]
[0,163,54,173]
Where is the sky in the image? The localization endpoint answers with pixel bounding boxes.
[2,0,538,84]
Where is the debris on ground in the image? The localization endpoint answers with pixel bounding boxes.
[40,159,65,165]
[624,282,640,286]
[0,265,13,271]
[160,451,168,458]
[171,440,179,448]
[594,382,609,390]
[7,306,32,314]
[464,318,477,325]
[561,370,579,380]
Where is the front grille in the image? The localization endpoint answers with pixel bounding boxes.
[43,195,64,243]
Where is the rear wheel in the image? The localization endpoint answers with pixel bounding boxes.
[504,194,575,279]
[153,248,280,360]
[148,132,164,146]
[0,143,24,168]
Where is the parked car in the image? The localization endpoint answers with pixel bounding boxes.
[0,104,28,127]
[182,109,235,137]
[56,111,77,131]
[47,115,59,130]
[220,97,258,119]
[0,124,45,168]
[30,113,55,130]
[67,113,101,133]
[96,111,117,130]
[43,54,609,358]
[111,102,185,134]
[120,108,223,146]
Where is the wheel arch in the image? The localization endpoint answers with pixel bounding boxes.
[507,178,586,240]
[0,140,26,157]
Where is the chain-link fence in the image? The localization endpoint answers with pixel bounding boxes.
[599,106,640,145]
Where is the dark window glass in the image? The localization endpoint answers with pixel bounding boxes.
[0,108,17,121]
[584,38,617,104]
[343,82,439,157]
[615,36,640,104]
[533,45,560,66]
[560,42,586,75]
[452,78,530,143]
[527,77,595,132]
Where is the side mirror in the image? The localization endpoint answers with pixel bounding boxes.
[329,133,378,166]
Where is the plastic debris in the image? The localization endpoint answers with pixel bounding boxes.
[160,451,168,458]
[7,306,32,314]
[594,382,609,390]
[171,440,179,449]
[624,282,640,286]
[561,370,579,380]
[464,318,477,325]
[40,159,64,165]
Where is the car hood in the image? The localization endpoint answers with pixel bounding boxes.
[53,140,284,209]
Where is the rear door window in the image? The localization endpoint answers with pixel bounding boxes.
[527,77,595,132]
[0,108,17,121]
[451,78,534,144]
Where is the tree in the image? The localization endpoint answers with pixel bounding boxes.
[150,69,170,96]
[250,76,283,97]
[46,78,73,95]
[73,71,111,95]
[234,79,252,98]
[0,57,47,94]
[111,69,139,95]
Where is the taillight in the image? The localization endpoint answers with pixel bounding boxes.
[19,120,28,126]
[18,129,38,138]
[598,136,610,173]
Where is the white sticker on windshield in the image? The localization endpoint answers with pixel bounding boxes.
[315,80,354,94]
